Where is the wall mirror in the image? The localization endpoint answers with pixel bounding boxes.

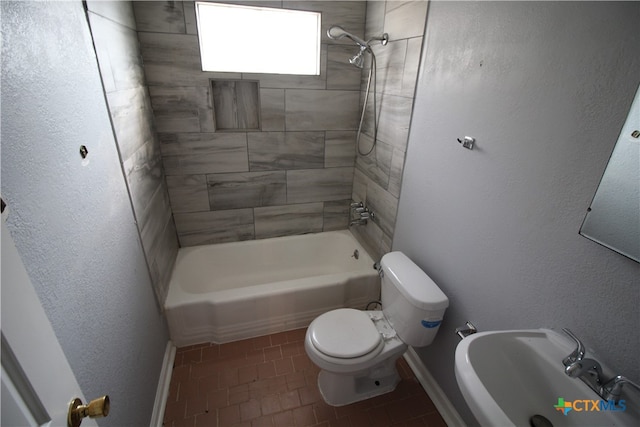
[580,83,640,262]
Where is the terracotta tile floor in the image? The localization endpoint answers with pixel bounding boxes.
[163,328,447,427]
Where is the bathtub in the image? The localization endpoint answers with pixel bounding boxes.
[165,230,380,346]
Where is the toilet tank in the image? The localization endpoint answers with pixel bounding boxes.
[380,252,449,347]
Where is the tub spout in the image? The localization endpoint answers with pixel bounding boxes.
[350,218,368,226]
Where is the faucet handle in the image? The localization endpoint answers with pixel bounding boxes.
[562,328,586,366]
[601,375,640,403]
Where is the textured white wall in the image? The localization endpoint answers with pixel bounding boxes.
[1,2,168,425]
[394,2,640,424]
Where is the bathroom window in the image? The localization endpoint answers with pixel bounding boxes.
[195,2,321,75]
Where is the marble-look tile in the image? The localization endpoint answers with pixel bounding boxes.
[149,215,179,306]
[206,171,286,210]
[284,1,366,44]
[373,93,413,150]
[149,86,213,133]
[327,45,364,90]
[138,32,226,87]
[384,1,428,41]
[254,203,324,239]
[143,63,241,88]
[355,137,393,190]
[133,1,186,34]
[285,90,360,130]
[388,147,406,198]
[212,80,260,130]
[373,39,408,97]
[183,1,197,35]
[174,209,255,246]
[140,185,174,266]
[165,174,210,213]
[401,37,423,98]
[124,139,165,221]
[242,45,328,90]
[160,132,248,175]
[89,12,145,93]
[87,0,136,30]
[363,178,398,238]
[349,218,387,261]
[323,200,350,231]
[365,0,386,40]
[325,131,356,168]
[210,0,282,8]
[287,167,354,204]
[351,168,368,205]
[106,87,156,161]
[248,132,324,171]
[260,89,285,131]
[138,32,199,67]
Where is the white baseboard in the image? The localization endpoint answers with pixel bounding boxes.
[150,341,176,427]
[403,347,466,426]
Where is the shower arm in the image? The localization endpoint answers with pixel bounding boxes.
[327,25,389,49]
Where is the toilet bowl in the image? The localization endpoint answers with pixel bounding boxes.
[304,251,449,406]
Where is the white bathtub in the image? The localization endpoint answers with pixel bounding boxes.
[165,230,380,346]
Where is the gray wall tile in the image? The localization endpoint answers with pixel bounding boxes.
[90,11,145,93]
[123,138,165,219]
[160,132,249,175]
[327,45,364,90]
[91,2,178,307]
[285,90,360,130]
[87,0,137,30]
[149,86,212,133]
[325,131,356,168]
[255,203,324,239]
[206,171,286,210]
[350,0,427,259]
[372,40,407,97]
[106,87,156,161]
[284,1,366,44]
[260,88,285,131]
[174,208,255,246]
[248,132,324,171]
[402,37,423,98]
[166,174,210,213]
[323,200,350,231]
[384,1,428,41]
[133,1,186,34]
[374,93,413,149]
[355,136,393,190]
[134,0,371,246]
[287,167,354,204]
[388,147,406,198]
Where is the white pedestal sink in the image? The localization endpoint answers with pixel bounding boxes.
[454,329,638,426]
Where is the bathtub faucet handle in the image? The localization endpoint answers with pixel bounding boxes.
[350,201,363,208]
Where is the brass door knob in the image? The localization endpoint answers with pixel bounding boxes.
[68,395,110,427]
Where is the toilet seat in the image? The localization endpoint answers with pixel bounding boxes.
[310,308,381,358]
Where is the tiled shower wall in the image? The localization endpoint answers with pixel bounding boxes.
[350,1,428,259]
[87,1,179,305]
[133,1,367,246]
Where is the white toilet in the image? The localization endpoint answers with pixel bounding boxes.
[304,251,449,406]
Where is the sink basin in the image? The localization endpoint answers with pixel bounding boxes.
[455,329,636,426]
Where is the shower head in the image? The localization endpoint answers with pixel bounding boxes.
[327,25,368,48]
[349,49,366,69]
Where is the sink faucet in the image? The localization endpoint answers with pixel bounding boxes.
[601,375,640,402]
[562,329,603,392]
[562,328,640,403]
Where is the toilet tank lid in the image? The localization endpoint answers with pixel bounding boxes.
[381,251,449,311]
